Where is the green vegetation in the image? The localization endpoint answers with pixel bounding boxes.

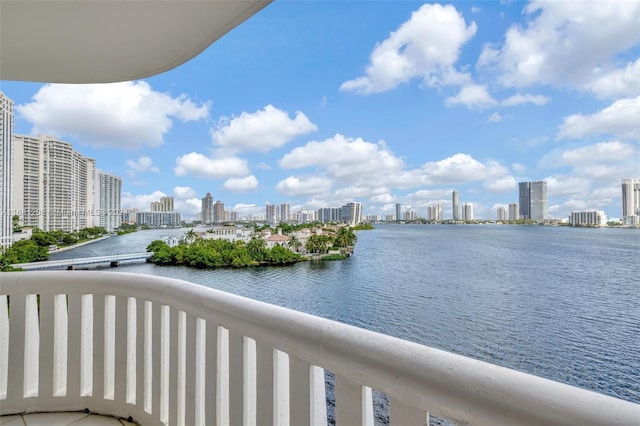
[607,220,623,227]
[352,223,375,230]
[117,223,138,235]
[146,238,303,269]
[320,254,347,261]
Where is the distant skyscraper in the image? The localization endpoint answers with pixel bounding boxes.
[452,190,459,221]
[462,203,474,221]
[519,181,547,221]
[266,204,278,225]
[395,203,401,222]
[497,206,508,221]
[96,170,122,231]
[201,192,213,224]
[341,202,362,226]
[280,203,290,223]
[621,178,640,218]
[150,201,163,212]
[213,200,225,223]
[160,196,174,212]
[0,92,14,247]
[508,203,519,221]
[428,203,442,221]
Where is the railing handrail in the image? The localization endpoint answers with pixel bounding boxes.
[2,271,639,425]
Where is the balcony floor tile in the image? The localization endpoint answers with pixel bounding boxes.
[0,412,136,426]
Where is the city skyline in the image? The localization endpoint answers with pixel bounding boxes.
[1,2,638,220]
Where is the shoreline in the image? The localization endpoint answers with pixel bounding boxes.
[52,234,112,253]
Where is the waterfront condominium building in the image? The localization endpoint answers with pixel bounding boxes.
[428,203,442,221]
[395,203,402,222]
[462,203,474,221]
[497,206,508,221]
[280,203,290,223]
[160,196,174,212]
[340,202,362,226]
[150,201,163,212]
[621,178,640,218]
[509,203,519,221]
[452,190,459,221]
[317,207,340,223]
[213,200,225,223]
[569,210,606,227]
[201,192,213,224]
[519,181,548,221]
[0,92,14,248]
[96,169,122,231]
[13,134,96,232]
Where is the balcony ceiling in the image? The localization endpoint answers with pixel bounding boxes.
[0,0,271,83]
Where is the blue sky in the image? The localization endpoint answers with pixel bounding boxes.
[2,1,639,220]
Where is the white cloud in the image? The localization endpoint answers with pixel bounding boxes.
[501,93,549,107]
[211,105,317,153]
[478,1,640,89]
[174,152,250,179]
[557,96,640,140]
[488,112,502,123]
[232,203,261,218]
[483,175,517,192]
[511,162,527,174]
[370,193,395,203]
[126,156,159,176]
[279,134,405,180]
[223,175,259,192]
[445,84,497,110]
[561,141,636,165]
[586,59,640,99]
[121,191,166,210]
[340,3,476,93]
[173,186,196,199]
[421,153,509,185]
[17,81,208,149]
[275,176,333,197]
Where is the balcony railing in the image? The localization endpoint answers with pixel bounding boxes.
[1,271,639,425]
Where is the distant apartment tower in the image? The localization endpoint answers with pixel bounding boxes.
[136,211,181,227]
[280,203,290,222]
[201,193,213,224]
[497,206,508,221]
[403,210,416,221]
[508,203,519,221]
[519,181,547,221]
[0,92,14,247]
[621,178,640,218]
[341,202,362,226]
[317,207,339,223]
[96,170,122,231]
[395,203,402,222]
[462,203,474,221]
[150,201,163,212]
[160,196,174,212]
[13,134,96,232]
[266,204,278,225]
[570,210,606,227]
[452,190,459,221]
[428,203,442,221]
[213,200,225,223]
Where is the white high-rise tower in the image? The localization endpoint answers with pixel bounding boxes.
[0,92,14,247]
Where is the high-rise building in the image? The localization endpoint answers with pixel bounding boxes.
[266,204,278,225]
[497,206,508,221]
[340,202,362,226]
[213,200,225,223]
[150,201,163,212]
[508,203,519,221]
[452,190,459,221]
[403,210,416,221]
[280,203,290,223]
[160,196,174,212]
[395,203,402,222]
[201,192,213,224]
[519,181,547,221]
[317,207,340,223]
[621,178,640,218]
[96,170,122,231]
[462,203,474,221]
[0,92,14,247]
[13,134,96,232]
[428,203,442,221]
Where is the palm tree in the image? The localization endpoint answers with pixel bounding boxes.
[184,229,196,243]
[288,235,302,253]
[334,226,357,247]
[247,237,267,261]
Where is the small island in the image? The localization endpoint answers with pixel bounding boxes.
[146,223,359,269]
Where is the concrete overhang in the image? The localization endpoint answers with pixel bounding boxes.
[0,0,272,83]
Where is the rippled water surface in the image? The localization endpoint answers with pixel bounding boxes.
[51,224,640,404]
